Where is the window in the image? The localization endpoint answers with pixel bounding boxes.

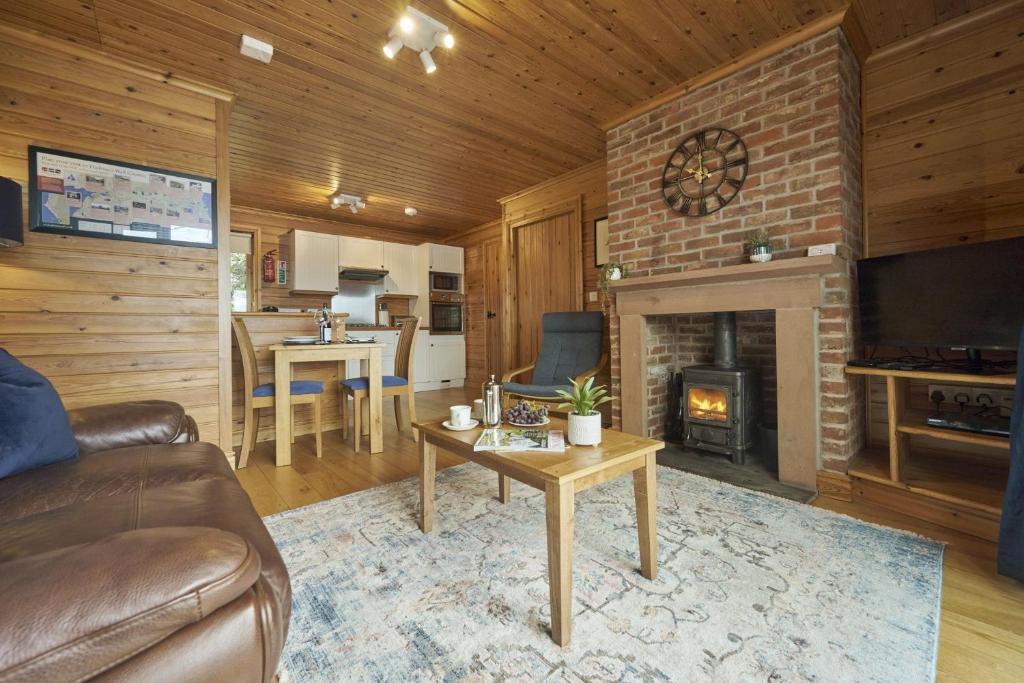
[230,231,255,312]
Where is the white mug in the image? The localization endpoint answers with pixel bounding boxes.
[450,405,472,427]
[472,399,485,420]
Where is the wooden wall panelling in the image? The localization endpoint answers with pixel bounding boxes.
[451,161,609,390]
[863,0,1024,256]
[0,25,233,447]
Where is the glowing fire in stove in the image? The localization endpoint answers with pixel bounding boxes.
[688,386,728,422]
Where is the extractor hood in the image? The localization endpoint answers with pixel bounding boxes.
[339,267,388,282]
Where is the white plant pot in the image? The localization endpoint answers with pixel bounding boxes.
[568,411,602,446]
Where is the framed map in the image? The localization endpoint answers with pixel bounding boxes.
[28,146,217,248]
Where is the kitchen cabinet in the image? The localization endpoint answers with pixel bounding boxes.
[383,243,419,295]
[287,230,339,293]
[338,236,385,270]
[428,244,464,274]
[427,335,466,382]
[412,334,466,391]
[344,331,398,378]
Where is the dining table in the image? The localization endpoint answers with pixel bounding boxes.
[268,342,386,466]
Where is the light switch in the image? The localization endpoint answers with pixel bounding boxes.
[587,291,599,302]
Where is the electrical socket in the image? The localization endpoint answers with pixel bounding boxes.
[928,384,1014,415]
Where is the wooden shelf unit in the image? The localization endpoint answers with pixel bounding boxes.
[845,365,1013,540]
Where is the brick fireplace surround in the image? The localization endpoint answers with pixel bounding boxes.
[606,28,865,486]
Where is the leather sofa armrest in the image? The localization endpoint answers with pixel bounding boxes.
[0,527,261,683]
[68,400,200,455]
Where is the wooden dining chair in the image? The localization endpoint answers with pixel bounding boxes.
[232,316,325,468]
[340,317,420,452]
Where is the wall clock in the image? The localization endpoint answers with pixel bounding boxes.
[661,128,748,217]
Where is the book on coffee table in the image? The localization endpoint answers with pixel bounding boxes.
[474,428,566,453]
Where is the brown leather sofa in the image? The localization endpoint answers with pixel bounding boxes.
[0,401,290,682]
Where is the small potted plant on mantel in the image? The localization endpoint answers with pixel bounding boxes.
[745,228,774,263]
[598,260,629,311]
[556,376,613,446]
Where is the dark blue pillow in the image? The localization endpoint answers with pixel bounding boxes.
[0,349,78,478]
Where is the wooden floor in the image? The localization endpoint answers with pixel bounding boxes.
[235,387,1024,682]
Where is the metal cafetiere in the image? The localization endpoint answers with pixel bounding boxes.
[482,374,502,427]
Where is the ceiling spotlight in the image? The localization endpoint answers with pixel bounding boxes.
[383,36,403,59]
[330,193,366,214]
[420,50,436,74]
[404,207,417,216]
[383,7,453,74]
[436,32,455,49]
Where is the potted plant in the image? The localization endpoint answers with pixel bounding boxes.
[745,228,774,263]
[598,260,629,295]
[555,376,613,446]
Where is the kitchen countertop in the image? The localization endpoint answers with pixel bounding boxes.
[232,311,351,318]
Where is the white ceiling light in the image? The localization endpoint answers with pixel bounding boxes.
[404,207,418,216]
[330,193,366,214]
[383,6,454,74]
[419,50,436,74]
[435,31,455,49]
[382,36,403,59]
[240,34,274,64]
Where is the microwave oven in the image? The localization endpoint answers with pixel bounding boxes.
[430,271,461,292]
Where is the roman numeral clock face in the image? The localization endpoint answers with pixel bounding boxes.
[661,128,748,217]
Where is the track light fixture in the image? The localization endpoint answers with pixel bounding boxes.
[329,193,366,214]
[382,6,453,74]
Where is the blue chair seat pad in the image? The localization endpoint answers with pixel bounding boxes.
[503,382,571,399]
[341,376,409,391]
[252,380,325,398]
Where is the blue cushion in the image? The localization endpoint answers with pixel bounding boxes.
[253,380,325,398]
[532,312,604,387]
[341,376,408,391]
[0,349,79,479]
[503,382,571,399]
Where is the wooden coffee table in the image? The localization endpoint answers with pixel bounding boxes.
[413,418,664,646]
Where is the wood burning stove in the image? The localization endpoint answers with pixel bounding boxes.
[678,312,760,463]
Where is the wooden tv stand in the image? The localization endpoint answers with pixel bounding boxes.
[845,366,1013,541]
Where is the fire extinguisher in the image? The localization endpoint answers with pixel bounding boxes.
[262,250,276,283]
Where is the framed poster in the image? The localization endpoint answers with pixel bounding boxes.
[28,146,217,248]
[594,216,609,266]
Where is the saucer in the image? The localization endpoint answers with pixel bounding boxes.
[442,419,479,432]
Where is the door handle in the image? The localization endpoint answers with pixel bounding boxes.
[486,311,496,319]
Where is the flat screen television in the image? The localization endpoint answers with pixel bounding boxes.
[857,237,1024,352]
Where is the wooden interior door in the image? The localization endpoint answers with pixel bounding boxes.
[483,237,503,378]
[511,210,581,374]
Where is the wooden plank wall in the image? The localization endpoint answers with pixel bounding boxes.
[232,206,421,312]
[0,25,231,446]
[450,160,608,392]
[452,220,501,387]
[863,1,1024,257]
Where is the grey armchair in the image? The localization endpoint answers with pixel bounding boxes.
[502,311,608,404]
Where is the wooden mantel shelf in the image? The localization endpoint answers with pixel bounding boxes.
[609,255,845,293]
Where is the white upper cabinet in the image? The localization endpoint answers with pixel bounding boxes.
[382,242,420,295]
[428,244,464,274]
[338,235,385,270]
[287,230,339,293]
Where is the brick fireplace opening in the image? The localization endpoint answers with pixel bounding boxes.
[612,257,850,489]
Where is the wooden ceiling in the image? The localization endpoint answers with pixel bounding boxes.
[0,1,1001,236]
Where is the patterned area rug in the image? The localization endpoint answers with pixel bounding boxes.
[265,464,943,681]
